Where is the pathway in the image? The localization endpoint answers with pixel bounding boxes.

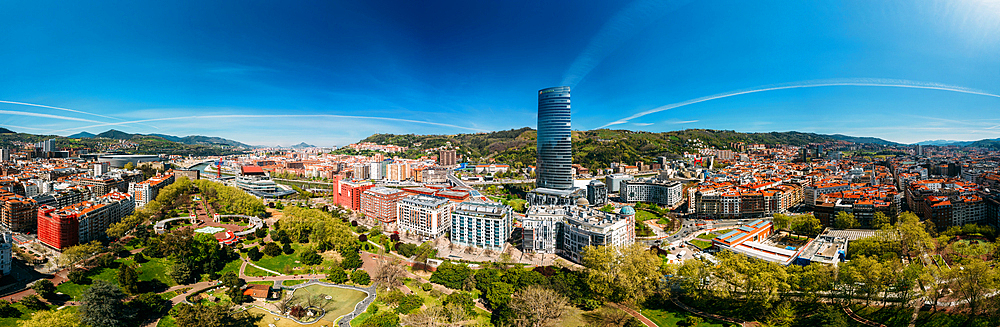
[669,297,753,327]
[841,305,888,327]
[239,257,284,277]
[608,303,656,327]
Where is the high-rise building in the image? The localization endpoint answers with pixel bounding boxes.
[93,162,109,177]
[1,232,12,276]
[438,149,457,166]
[360,187,409,225]
[128,173,175,207]
[536,86,573,190]
[0,148,10,162]
[1,191,39,233]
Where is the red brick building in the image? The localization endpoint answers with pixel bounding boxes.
[338,180,375,211]
[360,186,409,224]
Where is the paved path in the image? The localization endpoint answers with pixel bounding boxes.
[669,297,753,327]
[239,257,284,277]
[609,303,656,327]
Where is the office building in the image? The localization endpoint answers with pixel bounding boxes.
[438,149,457,166]
[37,192,134,250]
[535,86,573,190]
[521,204,636,263]
[1,191,39,233]
[0,232,11,276]
[586,180,607,206]
[360,187,409,224]
[0,148,9,162]
[605,174,633,193]
[93,162,110,177]
[396,195,453,238]
[621,179,683,207]
[451,202,513,251]
[128,173,175,207]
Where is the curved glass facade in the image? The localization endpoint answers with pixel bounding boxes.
[536,86,573,190]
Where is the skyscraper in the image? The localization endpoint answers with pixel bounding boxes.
[536,86,573,190]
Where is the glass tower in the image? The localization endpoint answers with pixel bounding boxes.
[536,86,573,190]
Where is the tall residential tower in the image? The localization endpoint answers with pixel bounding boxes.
[536,86,573,190]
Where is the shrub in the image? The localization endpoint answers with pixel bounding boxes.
[328,269,349,284]
[263,243,282,257]
[420,283,432,292]
[282,243,294,255]
[351,270,371,285]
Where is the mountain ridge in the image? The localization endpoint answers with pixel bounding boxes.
[74,129,253,148]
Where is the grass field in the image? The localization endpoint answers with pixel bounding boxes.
[689,239,713,250]
[696,232,717,240]
[253,243,323,274]
[560,306,587,327]
[282,279,307,286]
[636,209,660,222]
[642,307,734,327]
[249,307,328,327]
[56,265,119,300]
[244,264,278,277]
[289,285,368,322]
[132,257,178,287]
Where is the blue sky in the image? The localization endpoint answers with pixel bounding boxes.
[1,0,999,146]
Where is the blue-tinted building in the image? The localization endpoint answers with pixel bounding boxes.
[536,86,573,190]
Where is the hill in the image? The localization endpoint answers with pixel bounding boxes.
[360,128,897,171]
[68,131,96,139]
[0,130,246,157]
[75,129,253,148]
[289,142,316,148]
[0,127,15,134]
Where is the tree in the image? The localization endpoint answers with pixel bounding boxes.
[247,247,263,261]
[352,270,371,285]
[509,286,569,327]
[372,257,406,291]
[123,162,135,170]
[79,280,135,327]
[169,261,196,285]
[68,270,89,284]
[19,295,47,311]
[117,264,140,295]
[341,249,363,270]
[263,242,282,257]
[299,250,323,265]
[395,294,424,314]
[484,282,515,309]
[582,305,638,327]
[772,213,791,231]
[16,309,81,327]
[360,312,400,327]
[952,259,999,315]
[328,268,349,284]
[57,241,103,269]
[682,316,704,327]
[171,302,263,327]
[833,212,857,229]
[127,293,171,321]
[581,243,661,305]
[872,212,892,229]
[430,262,474,290]
[281,242,294,255]
[791,214,822,236]
[400,305,443,327]
[32,280,56,300]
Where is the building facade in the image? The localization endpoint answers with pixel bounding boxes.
[438,149,457,166]
[536,86,573,190]
[128,173,175,207]
[521,205,636,263]
[360,187,409,225]
[450,202,513,251]
[621,179,682,207]
[338,180,375,211]
[586,180,608,207]
[37,192,135,250]
[396,195,453,238]
[1,232,12,276]
[1,191,38,233]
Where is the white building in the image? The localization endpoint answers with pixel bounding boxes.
[621,179,683,206]
[397,195,453,238]
[0,232,12,276]
[450,202,513,251]
[128,173,175,207]
[522,204,636,263]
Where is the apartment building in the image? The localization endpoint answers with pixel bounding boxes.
[521,204,636,263]
[450,202,513,251]
[396,195,453,238]
[1,191,38,232]
[128,173,175,207]
[360,186,409,224]
[621,179,682,207]
[37,191,135,250]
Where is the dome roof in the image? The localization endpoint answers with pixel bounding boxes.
[620,206,636,215]
[576,197,590,206]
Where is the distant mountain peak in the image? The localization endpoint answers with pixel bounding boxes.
[0,127,14,134]
[290,142,316,148]
[68,131,96,139]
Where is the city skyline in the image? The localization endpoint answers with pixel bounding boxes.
[2,0,1000,146]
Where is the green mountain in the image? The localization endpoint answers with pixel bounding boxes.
[76,129,253,148]
[68,131,96,138]
[0,130,245,157]
[360,128,901,170]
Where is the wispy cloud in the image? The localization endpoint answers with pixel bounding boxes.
[598,78,1000,128]
[0,110,103,123]
[633,122,654,126]
[52,114,487,133]
[0,100,123,121]
[561,0,692,87]
[667,120,698,124]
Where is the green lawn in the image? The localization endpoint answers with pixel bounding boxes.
[642,307,733,327]
[560,306,587,327]
[282,279,306,286]
[133,257,178,287]
[288,285,368,322]
[689,239,713,250]
[695,233,717,240]
[243,264,278,277]
[219,258,243,277]
[248,281,276,286]
[157,315,178,327]
[350,302,390,326]
[0,302,48,326]
[636,209,660,222]
[56,266,120,300]
[253,243,321,274]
